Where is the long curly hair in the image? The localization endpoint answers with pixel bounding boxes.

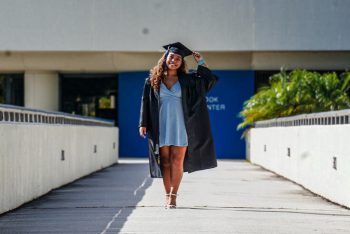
[149,52,188,91]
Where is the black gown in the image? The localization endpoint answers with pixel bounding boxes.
[139,65,219,178]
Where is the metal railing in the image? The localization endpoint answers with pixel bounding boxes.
[255,109,350,128]
[0,104,114,127]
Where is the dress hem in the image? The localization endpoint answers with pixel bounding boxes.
[159,144,189,147]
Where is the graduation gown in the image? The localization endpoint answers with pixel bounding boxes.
[139,65,219,178]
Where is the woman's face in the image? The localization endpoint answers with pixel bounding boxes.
[165,52,182,70]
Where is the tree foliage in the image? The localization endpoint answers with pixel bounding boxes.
[237,69,350,132]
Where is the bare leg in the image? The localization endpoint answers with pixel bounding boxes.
[160,146,171,205]
[169,146,187,206]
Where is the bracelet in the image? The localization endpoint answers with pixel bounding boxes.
[197,59,205,65]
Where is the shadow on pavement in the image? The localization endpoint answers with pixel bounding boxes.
[0,159,152,234]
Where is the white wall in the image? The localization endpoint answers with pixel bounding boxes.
[0,0,349,51]
[24,72,59,111]
[0,123,118,214]
[248,125,350,208]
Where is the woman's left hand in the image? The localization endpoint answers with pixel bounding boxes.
[193,51,208,67]
[193,51,204,63]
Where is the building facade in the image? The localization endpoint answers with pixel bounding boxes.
[1,0,349,158]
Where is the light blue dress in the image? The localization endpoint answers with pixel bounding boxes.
[159,80,188,147]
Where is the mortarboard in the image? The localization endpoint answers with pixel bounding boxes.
[162,42,193,58]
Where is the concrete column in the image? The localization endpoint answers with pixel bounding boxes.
[24,72,59,111]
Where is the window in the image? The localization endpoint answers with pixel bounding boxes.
[59,73,118,126]
[0,74,24,106]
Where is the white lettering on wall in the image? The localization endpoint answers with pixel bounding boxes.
[206,96,226,111]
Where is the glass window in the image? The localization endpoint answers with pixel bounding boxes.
[59,73,118,126]
[0,74,24,106]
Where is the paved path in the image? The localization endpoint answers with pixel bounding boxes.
[0,159,349,234]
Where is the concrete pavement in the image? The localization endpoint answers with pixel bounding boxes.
[0,158,349,234]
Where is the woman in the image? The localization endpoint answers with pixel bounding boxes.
[138,42,218,209]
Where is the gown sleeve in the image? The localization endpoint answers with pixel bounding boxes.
[191,65,219,93]
[138,78,151,128]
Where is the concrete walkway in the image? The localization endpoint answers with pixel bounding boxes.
[0,159,349,234]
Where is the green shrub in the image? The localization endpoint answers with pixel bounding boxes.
[237,69,350,132]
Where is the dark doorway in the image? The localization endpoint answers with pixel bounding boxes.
[59,73,118,126]
[254,70,278,93]
[0,73,24,106]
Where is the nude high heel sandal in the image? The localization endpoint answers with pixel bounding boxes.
[167,193,178,209]
[164,193,170,208]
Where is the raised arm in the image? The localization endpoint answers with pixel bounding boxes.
[192,51,219,92]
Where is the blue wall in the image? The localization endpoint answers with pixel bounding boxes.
[118,70,254,159]
[207,70,254,158]
[119,71,149,157]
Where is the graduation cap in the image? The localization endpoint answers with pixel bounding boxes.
[162,42,193,58]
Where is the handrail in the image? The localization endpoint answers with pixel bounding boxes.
[255,109,350,128]
[0,104,114,127]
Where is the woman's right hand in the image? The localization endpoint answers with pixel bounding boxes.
[139,127,147,138]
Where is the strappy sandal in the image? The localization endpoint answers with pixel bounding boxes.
[167,193,178,209]
[164,193,170,208]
